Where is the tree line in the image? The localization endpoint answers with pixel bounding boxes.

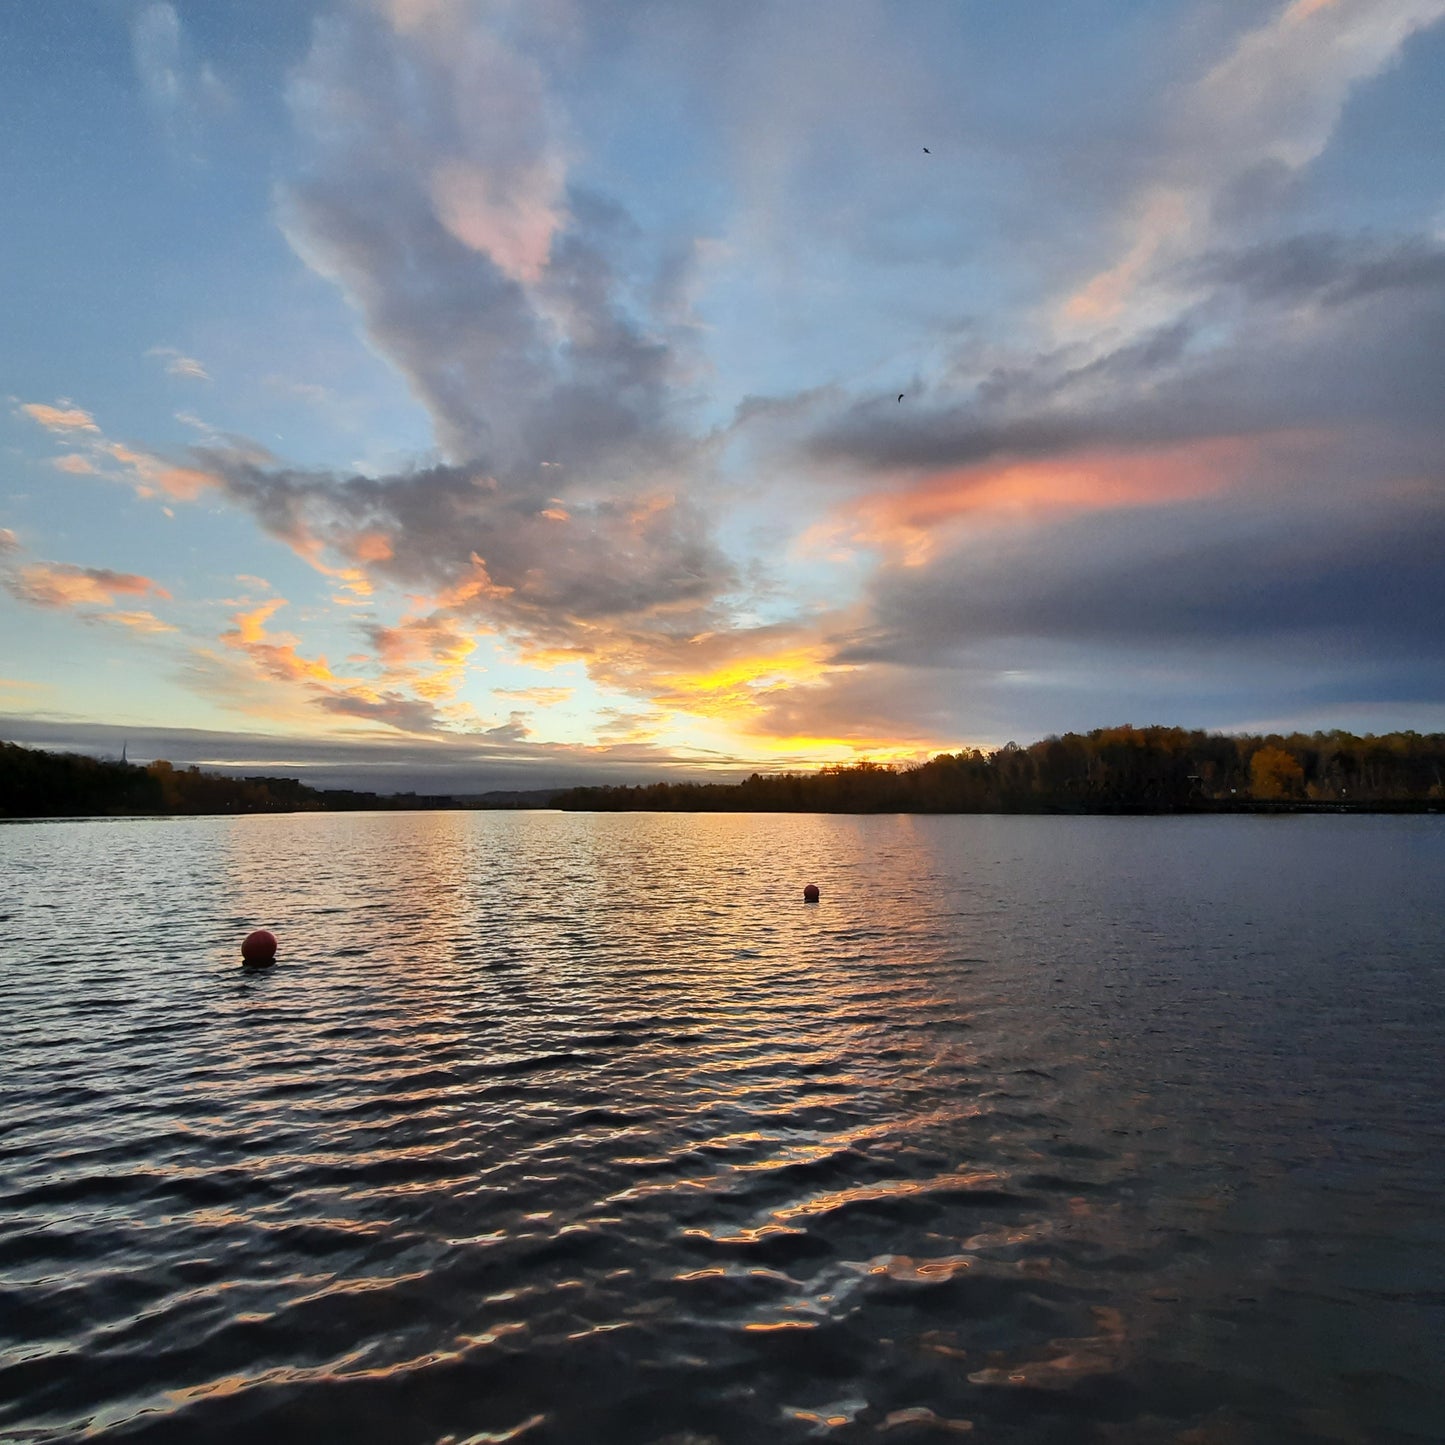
[6,726,1443,818]
[0,742,453,818]
[552,726,1445,813]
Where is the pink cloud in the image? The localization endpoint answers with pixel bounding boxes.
[810,432,1333,565]
[19,402,100,433]
[9,562,171,610]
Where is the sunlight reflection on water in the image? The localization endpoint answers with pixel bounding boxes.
[2,811,1443,1443]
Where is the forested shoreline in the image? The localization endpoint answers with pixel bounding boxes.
[5,726,1444,818]
[0,742,454,818]
[552,726,1445,813]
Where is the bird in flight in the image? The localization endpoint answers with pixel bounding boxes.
[923,147,931,154]
[897,393,905,403]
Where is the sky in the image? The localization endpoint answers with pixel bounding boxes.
[3,0,1444,792]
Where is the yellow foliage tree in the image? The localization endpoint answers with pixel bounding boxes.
[1250,745,1304,800]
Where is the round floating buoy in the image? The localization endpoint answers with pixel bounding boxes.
[803,883,820,903]
[241,929,278,966]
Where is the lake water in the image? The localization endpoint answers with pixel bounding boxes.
[2,811,1443,1444]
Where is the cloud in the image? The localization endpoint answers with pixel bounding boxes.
[105,610,179,634]
[201,450,735,662]
[0,544,178,639]
[1060,0,1445,328]
[220,598,336,686]
[211,594,485,738]
[0,713,767,794]
[131,2,230,153]
[314,688,443,733]
[147,346,211,381]
[280,6,695,479]
[186,434,869,741]
[807,435,1281,566]
[776,197,1445,745]
[1189,232,1445,307]
[364,612,478,701]
[18,402,100,434]
[495,685,573,706]
[803,223,1445,492]
[96,441,219,500]
[850,488,1445,665]
[15,2,1443,766]
[18,397,224,499]
[6,562,171,611]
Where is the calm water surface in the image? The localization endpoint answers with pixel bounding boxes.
[2,812,1443,1444]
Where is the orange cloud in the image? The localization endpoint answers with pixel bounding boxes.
[12,392,224,502]
[350,531,394,563]
[495,685,573,706]
[813,433,1323,565]
[19,402,100,433]
[221,599,336,685]
[98,442,217,500]
[367,612,478,702]
[434,553,514,608]
[643,638,846,732]
[106,610,179,634]
[11,562,171,609]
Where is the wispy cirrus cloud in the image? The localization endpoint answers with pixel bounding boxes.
[131,2,230,156]
[1060,0,1445,328]
[147,346,210,382]
[16,398,223,500]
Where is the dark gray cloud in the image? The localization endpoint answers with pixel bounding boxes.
[313,689,444,734]
[1189,232,1445,307]
[0,715,750,795]
[749,641,1445,750]
[846,491,1445,666]
[804,227,1445,481]
[204,452,733,639]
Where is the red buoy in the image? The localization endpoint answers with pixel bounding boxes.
[803,883,820,903]
[241,929,278,965]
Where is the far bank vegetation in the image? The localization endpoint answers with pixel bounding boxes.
[4,727,1443,817]
[552,726,1445,813]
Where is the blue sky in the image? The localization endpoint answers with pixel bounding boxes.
[3,0,1444,790]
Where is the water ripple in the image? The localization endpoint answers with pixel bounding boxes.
[2,810,1443,1443]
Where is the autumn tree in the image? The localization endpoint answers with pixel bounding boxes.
[1249,745,1305,800]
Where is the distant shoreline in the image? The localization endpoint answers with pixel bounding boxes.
[5,728,1443,819]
